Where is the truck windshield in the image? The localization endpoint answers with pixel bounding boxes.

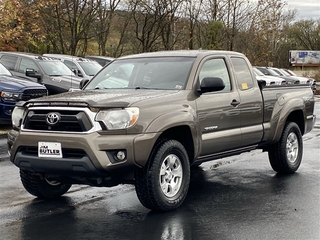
[39,61,76,76]
[84,57,195,90]
[78,61,102,76]
[0,63,12,76]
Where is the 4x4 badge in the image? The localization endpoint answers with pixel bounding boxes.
[46,112,61,126]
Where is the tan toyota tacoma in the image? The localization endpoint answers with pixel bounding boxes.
[7,50,316,211]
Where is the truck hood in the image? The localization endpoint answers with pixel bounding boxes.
[0,75,45,91]
[27,89,180,108]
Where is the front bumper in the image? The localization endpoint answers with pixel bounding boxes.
[8,129,158,181]
[305,114,317,135]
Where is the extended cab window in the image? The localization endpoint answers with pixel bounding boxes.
[19,58,39,73]
[0,55,18,70]
[199,58,231,92]
[231,57,254,90]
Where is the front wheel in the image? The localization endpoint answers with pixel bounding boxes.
[20,170,72,198]
[268,122,303,173]
[135,139,190,211]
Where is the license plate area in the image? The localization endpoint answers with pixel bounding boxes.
[38,142,62,158]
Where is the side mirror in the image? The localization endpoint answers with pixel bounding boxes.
[72,69,78,75]
[72,68,83,77]
[26,68,41,79]
[198,77,225,94]
[257,80,266,90]
[79,79,90,89]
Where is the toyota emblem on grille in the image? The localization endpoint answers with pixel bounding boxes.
[46,112,61,126]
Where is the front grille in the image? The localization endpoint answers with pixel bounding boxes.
[24,109,93,132]
[22,89,48,101]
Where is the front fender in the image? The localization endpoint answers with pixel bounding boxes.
[145,108,200,158]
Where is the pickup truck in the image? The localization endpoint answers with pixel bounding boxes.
[0,52,82,95]
[7,50,316,211]
[0,62,48,124]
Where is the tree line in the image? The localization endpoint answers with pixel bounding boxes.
[0,0,319,68]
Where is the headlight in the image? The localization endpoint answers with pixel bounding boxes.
[12,106,25,128]
[95,107,139,130]
[0,91,22,101]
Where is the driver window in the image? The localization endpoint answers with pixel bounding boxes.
[19,58,39,73]
[199,58,231,92]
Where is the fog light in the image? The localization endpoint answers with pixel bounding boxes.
[116,151,126,161]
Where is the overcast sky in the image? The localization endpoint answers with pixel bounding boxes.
[285,0,320,20]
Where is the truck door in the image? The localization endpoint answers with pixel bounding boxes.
[230,57,264,146]
[196,57,242,156]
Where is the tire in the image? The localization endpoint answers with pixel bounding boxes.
[20,170,72,198]
[135,139,190,211]
[268,122,303,173]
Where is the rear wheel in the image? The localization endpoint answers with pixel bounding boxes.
[135,139,190,211]
[268,122,303,173]
[20,170,71,198]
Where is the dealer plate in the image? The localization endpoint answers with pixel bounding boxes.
[38,142,62,158]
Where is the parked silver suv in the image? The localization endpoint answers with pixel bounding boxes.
[43,54,102,79]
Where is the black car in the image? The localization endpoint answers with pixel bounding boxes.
[0,62,48,124]
[0,52,83,94]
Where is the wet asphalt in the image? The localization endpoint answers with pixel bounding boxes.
[0,102,319,240]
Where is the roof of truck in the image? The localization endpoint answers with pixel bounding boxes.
[118,50,245,59]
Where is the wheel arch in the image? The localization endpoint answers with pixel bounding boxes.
[286,110,305,134]
[159,125,195,165]
[273,109,305,143]
[142,110,199,166]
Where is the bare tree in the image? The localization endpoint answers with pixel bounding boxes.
[108,0,138,57]
[128,0,182,52]
[40,0,98,55]
[289,19,320,50]
[93,0,120,56]
[158,0,185,50]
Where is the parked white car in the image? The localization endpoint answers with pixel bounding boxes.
[253,67,285,85]
[282,69,316,91]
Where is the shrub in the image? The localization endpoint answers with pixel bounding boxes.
[302,68,320,82]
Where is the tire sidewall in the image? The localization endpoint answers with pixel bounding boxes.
[280,122,303,172]
[20,170,71,198]
[151,140,190,210]
[37,179,72,198]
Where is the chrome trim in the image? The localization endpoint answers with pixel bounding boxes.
[21,106,102,134]
[312,115,316,128]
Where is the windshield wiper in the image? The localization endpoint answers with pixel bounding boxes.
[94,86,109,90]
[135,86,150,89]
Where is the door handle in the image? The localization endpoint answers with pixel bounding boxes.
[231,99,240,107]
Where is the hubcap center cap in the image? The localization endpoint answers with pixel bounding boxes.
[165,170,173,181]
